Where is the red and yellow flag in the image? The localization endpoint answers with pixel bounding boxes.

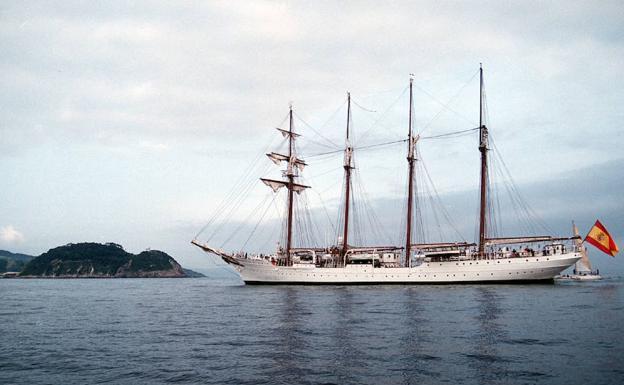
[585,220,619,257]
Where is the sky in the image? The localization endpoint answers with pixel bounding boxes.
[1,1,623,272]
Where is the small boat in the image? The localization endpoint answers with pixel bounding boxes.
[556,222,602,281]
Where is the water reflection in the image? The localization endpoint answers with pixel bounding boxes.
[399,287,433,383]
[269,286,361,384]
[470,287,508,384]
[270,287,305,385]
[331,287,357,384]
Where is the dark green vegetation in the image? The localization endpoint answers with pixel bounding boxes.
[0,250,34,273]
[19,243,187,278]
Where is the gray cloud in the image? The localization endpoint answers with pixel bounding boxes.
[2,1,622,154]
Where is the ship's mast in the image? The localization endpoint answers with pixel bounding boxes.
[260,105,309,266]
[405,76,415,267]
[478,64,489,256]
[341,93,353,265]
[286,105,295,266]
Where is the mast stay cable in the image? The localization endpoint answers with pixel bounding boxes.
[307,127,480,158]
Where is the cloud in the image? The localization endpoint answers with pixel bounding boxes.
[139,140,169,151]
[2,0,622,159]
[0,225,25,244]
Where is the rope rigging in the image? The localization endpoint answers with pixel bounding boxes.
[474,84,553,242]
[195,71,555,257]
[293,111,341,150]
[306,127,480,158]
[415,69,480,135]
[193,130,281,240]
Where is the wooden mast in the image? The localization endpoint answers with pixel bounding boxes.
[405,76,415,267]
[259,105,309,265]
[286,105,295,266]
[478,64,489,256]
[341,93,353,265]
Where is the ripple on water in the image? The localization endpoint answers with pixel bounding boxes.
[0,278,622,385]
[501,337,567,346]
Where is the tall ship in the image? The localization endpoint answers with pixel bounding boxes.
[192,66,581,284]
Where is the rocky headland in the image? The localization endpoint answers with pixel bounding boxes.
[18,242,195,278]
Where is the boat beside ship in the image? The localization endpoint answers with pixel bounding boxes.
[192,66,583,284]
[557,222,603,281]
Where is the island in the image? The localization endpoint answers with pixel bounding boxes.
[0,250,34,274]
[17,242,203,278]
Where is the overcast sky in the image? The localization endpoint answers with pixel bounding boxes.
[1,1,622,270]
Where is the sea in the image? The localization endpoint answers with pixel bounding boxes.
[1,275,623,385]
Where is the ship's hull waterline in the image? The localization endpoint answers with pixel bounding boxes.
[232,252,581,284]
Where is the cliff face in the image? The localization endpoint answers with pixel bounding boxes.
[20,243,186,278]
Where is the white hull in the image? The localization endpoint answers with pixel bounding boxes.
[556,273,602,281]
[232,252,580,284]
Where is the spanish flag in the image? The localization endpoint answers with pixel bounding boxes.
[585,220,619,257]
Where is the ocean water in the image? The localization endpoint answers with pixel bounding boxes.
[1,277,623,385]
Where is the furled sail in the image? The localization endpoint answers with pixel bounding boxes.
[266,152,307,171]
[276,127,300,138]
[260,178,310,194]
